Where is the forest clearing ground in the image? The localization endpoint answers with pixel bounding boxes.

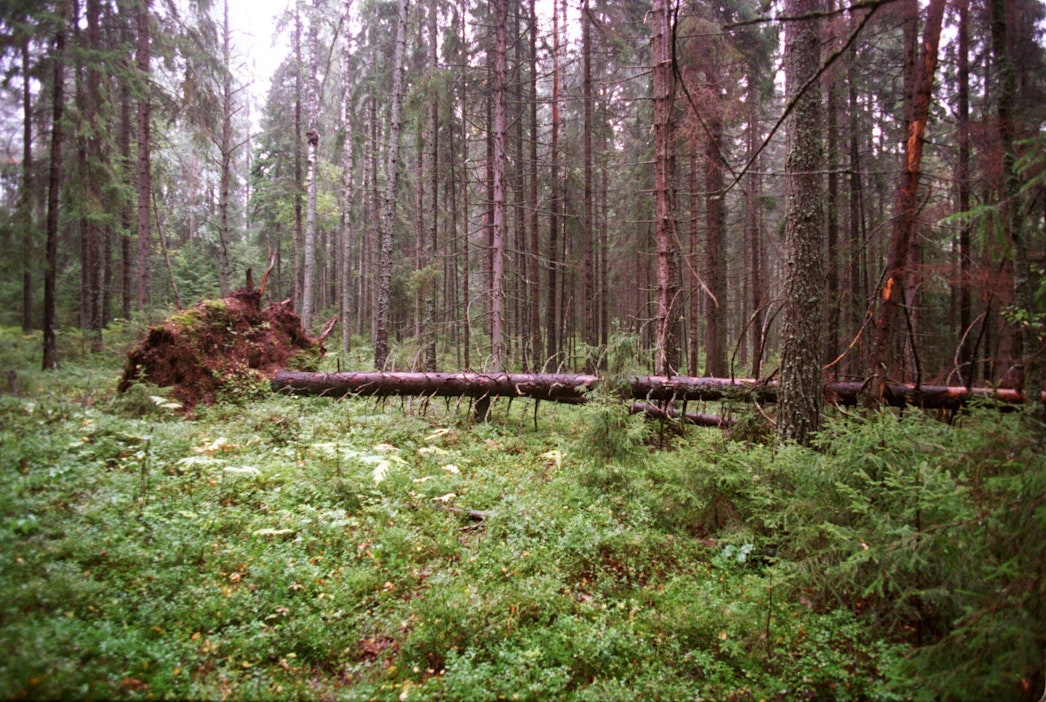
[0,327,1043,701]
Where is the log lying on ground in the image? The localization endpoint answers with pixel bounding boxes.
[272,371,1045,411]
[630,401,739,428]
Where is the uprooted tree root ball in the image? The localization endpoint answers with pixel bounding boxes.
[118,288,334,410]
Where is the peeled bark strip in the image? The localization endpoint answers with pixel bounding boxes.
[272,372,1045,411]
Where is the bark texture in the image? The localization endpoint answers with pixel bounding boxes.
[301,1,321,328]
[490,0,508,371]
[865,0,946,406]
[990,0,1045,427]
[374,0,409,369]
[651,0,680,377]
[340,0,355,356]
[135,0,152,312]
[43,0,69,371]
[217,0,234,296]
[777,0,825,444]
[272,371,1045,411]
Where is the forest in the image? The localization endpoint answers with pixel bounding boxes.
[1,0,1045,698]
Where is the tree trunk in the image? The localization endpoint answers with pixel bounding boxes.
[217,0,234,296]
[43,0,68,371]
[293,3,304,311]
[422,0,439,372]
[119,42,132,321]
[847,51,866,378]
[367,90,379,343]
[745,69,764,378]
[301,1,320,329]
[688,149,700,377]
[651,0,680,377]
[84,0,105,352]
[340,0,355,356]
[956,0,972,388]
[990,0,1044,426]
[490,0,508,372]
[272,370,1046,412]
[777,0,825,444]
[545,0,561,366]
[135,0,152,313]
[864,0,946,407]
[458,0,471,370]
[302,127,318,328]
[703,76,726,378]
[20,38,33,333]
[374,0,409,369]
[581,0,596,366]
[824,0,841,376]
[527,0,541,371]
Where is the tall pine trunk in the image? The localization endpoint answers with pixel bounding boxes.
[527,0,541,371]
[340,0,355,355]
[703,77,726,378]
[490,0,508,371]
[652,0,680,377]
[990,0,1044,426]
[20,38,33,333]
[135,0,152,313]
[423,0,439,372]
[956,0,973,387]
[745,71,765,377]
[581,0,596,366]
[43,0,69,370]
[545,0,561,366]
[824,0,841,376]
[847,51,866,378]
[688,149,700,377]
[84,0,105,351]
[777,0,825,444]
[293,4,304,311]
[217,0,234,295]
[864,0,946,407]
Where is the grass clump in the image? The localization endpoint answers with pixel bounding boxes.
[0,328,1043,700]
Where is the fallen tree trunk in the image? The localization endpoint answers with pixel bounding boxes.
[630,401,739,428]
[272,371,1045,411]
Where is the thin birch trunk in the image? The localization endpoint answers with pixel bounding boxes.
[301,0,320,329]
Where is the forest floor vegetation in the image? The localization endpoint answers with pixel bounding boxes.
[0,326,1043,700]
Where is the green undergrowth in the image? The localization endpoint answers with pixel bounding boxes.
[0,330,1043,700]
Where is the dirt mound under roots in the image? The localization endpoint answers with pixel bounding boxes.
[118,289,329,409]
